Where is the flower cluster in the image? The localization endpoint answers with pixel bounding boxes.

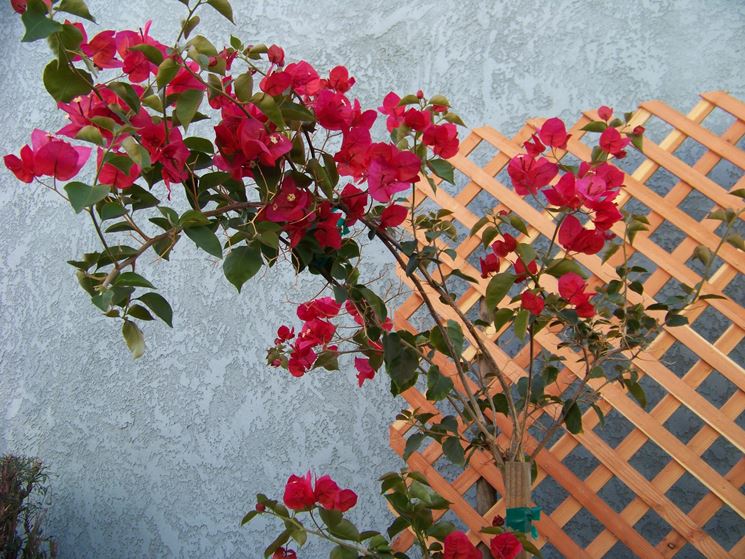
[281,471,358,513]
[443,530,523,559]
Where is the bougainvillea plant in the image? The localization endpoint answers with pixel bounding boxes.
[6,1,745,557]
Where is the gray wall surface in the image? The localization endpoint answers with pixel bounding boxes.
[1,1,744,558]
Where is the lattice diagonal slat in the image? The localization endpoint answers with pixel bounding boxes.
[388,91,745,559]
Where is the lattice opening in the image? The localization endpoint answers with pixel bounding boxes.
[628,439,669,481]
[666,472,708,514]
[703,504,745,550]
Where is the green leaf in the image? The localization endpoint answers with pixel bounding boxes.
[513,308,529,341]
[546,258,583,278]
[329,546,357,559]
[626,381,647,408]
[157,57,180,90]
[562,401,582,434]
[128,43,163,65]
[429,94,450,107]
[426,366,454,402]
[442,437,465,466]
[58,0,95,21]
[430,319,464,356]
[427,159,455,184]
[318,507,342,528]
[175,89,204,129]
[75,125,105,146]
[241,510,260,526]
[184,225,222,258]
[252,93,284,127]
[122,137,151,169]
[581,121,607,132]
[486,272,516,309]
[113,272,155,289]
[223,245,262,291]
[403,433,426,460]
[122,320,145,359]
[127,304,153,321]
[233,72,253,102]
[264,528,291,558]
[281,101,316,122]
[43,59,93,102]
[108,81,141,112]
[206,0,235,22]
[665,313,688,327]
[64,182,110,214]
[137,292,173,327]
[328,519,360,541]
[22,0,63,42]
[492,308,514,331]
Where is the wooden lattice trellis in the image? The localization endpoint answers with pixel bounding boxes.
[388,91,745,559]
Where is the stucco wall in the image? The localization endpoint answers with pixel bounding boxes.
[1,1,744,558]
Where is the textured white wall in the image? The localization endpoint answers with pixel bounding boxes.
[1,1,744,558]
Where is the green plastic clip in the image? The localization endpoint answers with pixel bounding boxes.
[505,506,542,538]
[337,217,350,236]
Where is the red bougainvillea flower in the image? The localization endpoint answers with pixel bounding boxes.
[314,475,358,512]
[272,548,296,559]
[97,150,140,189]
[313,202,343,250]
[423,123,459,158]
[558,272,596,318]
[297,297,341,321]
[380,204,408,228]
[288,345,316,377]
[507,155,558,196]
[514,257,538,282]
[491,233,517,257]
[166,61,207,95]
[116,22,166,83]
[524,133,545,157]
[538,117,570,149]
[284,61,322,97]
[588,199,622,231]
[558,214,605,255]
[599,127,630,157]
[82,30,121,69]
[490,533,523,559]
[274,326,295,345]
[366,143,421,203]
[480,253,500,279]
[521,290,545,315]
[403,108,431,132]
[544,173,581,209]
[378,92,406,132]
[324,65,356,93]
[598,105,613,121]
[334,127,373,180]
[237,118,292,167]
[267,44,285,66]
[443,531,480,559]
[264,177,312,223]
[355,357,376,387]
[339,183,368,225]
[5,130,91,183]
[11,0,50,13]
[313,89,354,131]
[260,70,292,96]
[283,472,316,510]
[592,161,624,193]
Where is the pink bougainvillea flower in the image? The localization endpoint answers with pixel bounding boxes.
[297,297,341,321]
[82,30,121,69]
[9,130,92,182]
[166,61,207,95]
[598,105,613,121]
[335,127,372,180]
[339,183,368,225]
[558,214,605,255]
[491,233,517,257]
[355,357,376,387]
[313,89,354,131]
[507,154,558,196]
[558,272,596,318]
[443,531,480,559]
[599,127,630,157]
[490,532,523,559]
[116,22,167,83]
[283,472,316,510]
[379,204,408,228]
[576,174,609,203]
[480,253,500,279]
[538,117,570,149]
[264,177,312,223]
[267,44,285,66]
[366,143,421,203]
[422,123,459,159]
[236,118,292,167]
[378,92,406,132]
[259,70,292,96]
[521,290,545,316]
